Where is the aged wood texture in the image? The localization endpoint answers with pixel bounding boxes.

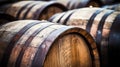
[0,20,100,67]
[49,7,120,67]
[0,1,67,20]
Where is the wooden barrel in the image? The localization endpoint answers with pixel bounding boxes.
[0,1,67,20]
[0,12,17,25]
[102,4,120,11]
[48,7,120,67]
[48,0,102,10]
[0,20,100,67]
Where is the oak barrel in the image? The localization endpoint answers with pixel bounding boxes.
[0,1,67,20]
[49,7,120,67]
[0,13,16,25]
[0,20,100,67]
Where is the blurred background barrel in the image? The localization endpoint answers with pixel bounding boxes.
[48,7,120,67]
[30,0,103,9]
[0,20,100,67]
[0,1,67,20]
[0,12,17,25]
[102,4,120,11]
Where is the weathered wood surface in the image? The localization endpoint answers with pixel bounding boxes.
[49,7,120,67]
[0,1,67,20]
[0,20,100,67]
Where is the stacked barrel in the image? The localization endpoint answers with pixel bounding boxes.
[0,0,120,67]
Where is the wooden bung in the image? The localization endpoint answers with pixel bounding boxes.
[0,20,100,67]
[48,7,120,67]
[0,1,67,20]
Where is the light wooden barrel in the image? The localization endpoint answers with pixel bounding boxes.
[0,1,67,20]
[0,13,16,25]
[49,7,120,67]
[102,4,120,11]
[0,20,100,67]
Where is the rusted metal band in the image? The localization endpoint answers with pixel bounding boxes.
[86,8,105,32]
[22,3,37,19]
[63,11,75,25]
[16,2,32,19]
[1,22,40,67]
[33,1,68,20]
[15,23,54,67]
[108,14,120,67]
[31,26,72,67]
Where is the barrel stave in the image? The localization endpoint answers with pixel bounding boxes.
[0,20,100,67]
[49,7,120,67]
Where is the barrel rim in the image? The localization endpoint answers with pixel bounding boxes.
[31,26,100,67]
[45,27,100,67]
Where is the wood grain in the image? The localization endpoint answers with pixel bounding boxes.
[0,20,100,67]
